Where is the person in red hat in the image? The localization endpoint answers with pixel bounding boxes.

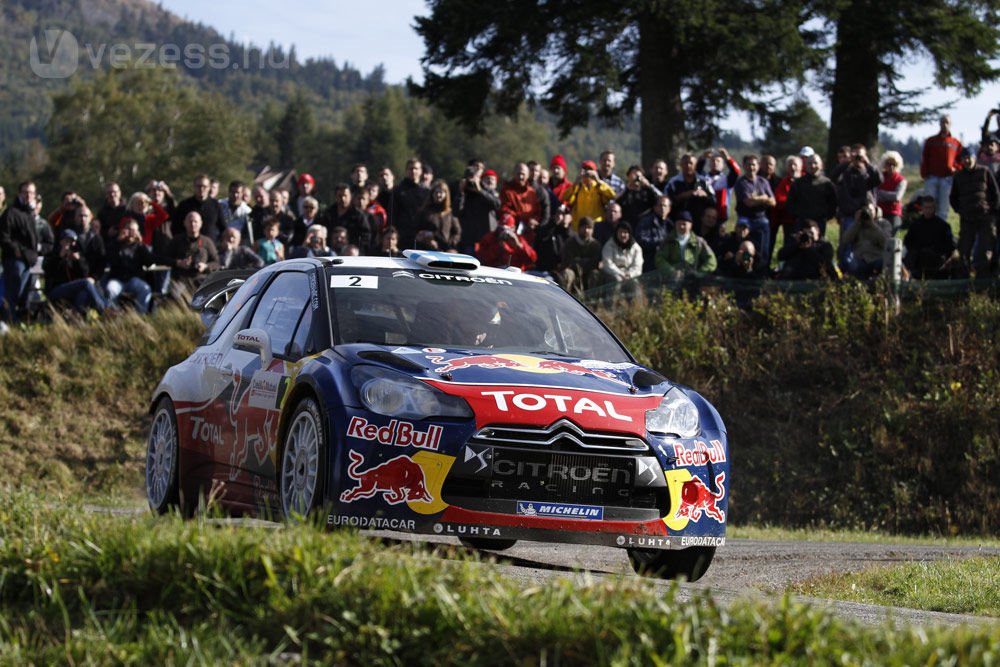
[476,213,537,271]
[560,160,617,230]
[549,155,571,200]
[294,173,318,220]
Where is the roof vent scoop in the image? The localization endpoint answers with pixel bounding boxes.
[403,249,480,271]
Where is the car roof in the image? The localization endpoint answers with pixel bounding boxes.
[309,254,551,285]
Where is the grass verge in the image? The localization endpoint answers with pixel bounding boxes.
[793,558,1000,617]
[2,490,1000,664]
[730,525,1000,549]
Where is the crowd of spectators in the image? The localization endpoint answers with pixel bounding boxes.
[1,111,999,326]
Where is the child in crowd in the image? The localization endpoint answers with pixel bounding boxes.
[257,219,285,265]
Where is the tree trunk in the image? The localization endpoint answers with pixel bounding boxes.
[638,17,686,174]
[827,1,881,165]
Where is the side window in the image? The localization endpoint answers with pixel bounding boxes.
[199,272,267,346]
[288,304,314,358]
[248,272,310,359]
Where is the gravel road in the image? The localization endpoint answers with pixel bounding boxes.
[376,533,1000,629]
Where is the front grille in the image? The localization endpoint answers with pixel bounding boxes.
[489,449,635,502]
[442,443,668,511]
[468,419,649,453]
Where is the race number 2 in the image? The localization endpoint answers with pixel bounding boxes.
[330,275,378,289]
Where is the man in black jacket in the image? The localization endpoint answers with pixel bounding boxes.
[950,148,1000,276]
[903,196,960,279]
[0,181,39,323]
[172,174,225,242]
[104,219,157,313]
[391,159,429,249]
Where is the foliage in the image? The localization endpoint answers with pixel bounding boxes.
[0,304,202,493]
[760,99,830,161]
[600,286,1000,534]
[2,491,1000,663]
[815,0,1000,158]
[412,0,815,165]
[794,557,1000,616]
[42,66,255,205]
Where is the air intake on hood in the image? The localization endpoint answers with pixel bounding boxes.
[403,249,480,271]
[357,350,426,372]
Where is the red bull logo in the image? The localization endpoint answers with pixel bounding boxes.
[427,353,625,384]
[674,472,726,524]
[340,450,433,505]
[429,354,524,373]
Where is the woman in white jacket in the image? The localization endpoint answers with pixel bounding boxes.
[601,221,644,281]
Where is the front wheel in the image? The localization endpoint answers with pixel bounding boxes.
[146,397,181,514]
[279,398,326,520]
[627,546,715,581]
[459,538,518,551]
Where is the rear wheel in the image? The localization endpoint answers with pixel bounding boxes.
[279,398,326,520]
[459,538,518,551]
[146,397,181,514]
[627,546,715,581]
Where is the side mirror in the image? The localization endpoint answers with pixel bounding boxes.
[233,328,273,368]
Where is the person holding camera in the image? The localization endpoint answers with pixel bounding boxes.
[616,165,660,225]
[839,205,892,279]
[104,219,157,314]
[477,213,537,271]
[457,164,500,255]
[776,219,838,280]
[560,160,617,227]
[666,154,715,228]
[831,144,881,264]
[43,227,108,316]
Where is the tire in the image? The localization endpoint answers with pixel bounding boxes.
[279,398,326,520]
[146,397,181,515]
[459,537,518,551]
[627,546,716,581]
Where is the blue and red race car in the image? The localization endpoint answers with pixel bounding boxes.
[145,251,728,579]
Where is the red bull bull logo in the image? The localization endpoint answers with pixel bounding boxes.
[340,450,433,505]
[427,354,625,384]
[674,472,726,524]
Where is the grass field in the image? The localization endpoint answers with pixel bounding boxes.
[793,557,1000,617]
[2,490,1000,664]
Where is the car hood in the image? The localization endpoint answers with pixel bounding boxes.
[333,344,671,432]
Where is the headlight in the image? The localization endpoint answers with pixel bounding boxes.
[351,366,473,420]
[645,387,700,438]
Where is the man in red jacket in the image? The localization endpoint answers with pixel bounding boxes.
[921,114,964,220]
[477,213,537,271]
[500,162,547,231]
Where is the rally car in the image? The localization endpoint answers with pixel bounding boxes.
[145,251,729,580]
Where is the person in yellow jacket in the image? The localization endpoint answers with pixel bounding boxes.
[560,159,617,230]
[655,211,718,279]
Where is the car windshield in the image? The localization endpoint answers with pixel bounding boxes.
[327,267,630,362]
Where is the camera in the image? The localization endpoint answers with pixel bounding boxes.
[464,165,478,179]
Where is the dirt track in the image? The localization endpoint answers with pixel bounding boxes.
[377,533,1000,628]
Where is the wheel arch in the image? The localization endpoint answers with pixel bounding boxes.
[276,376,338,505]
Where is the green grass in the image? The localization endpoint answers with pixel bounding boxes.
[730,525,1000,549]
[0,304,203,495]
[2,490,1000,665]
[793,557,1000,617]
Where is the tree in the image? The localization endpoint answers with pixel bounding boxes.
[412,0,814,169]
[44,66,254,203]
[275,93,316,167]
[815,0,1000,163]
[760,99,829,161]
